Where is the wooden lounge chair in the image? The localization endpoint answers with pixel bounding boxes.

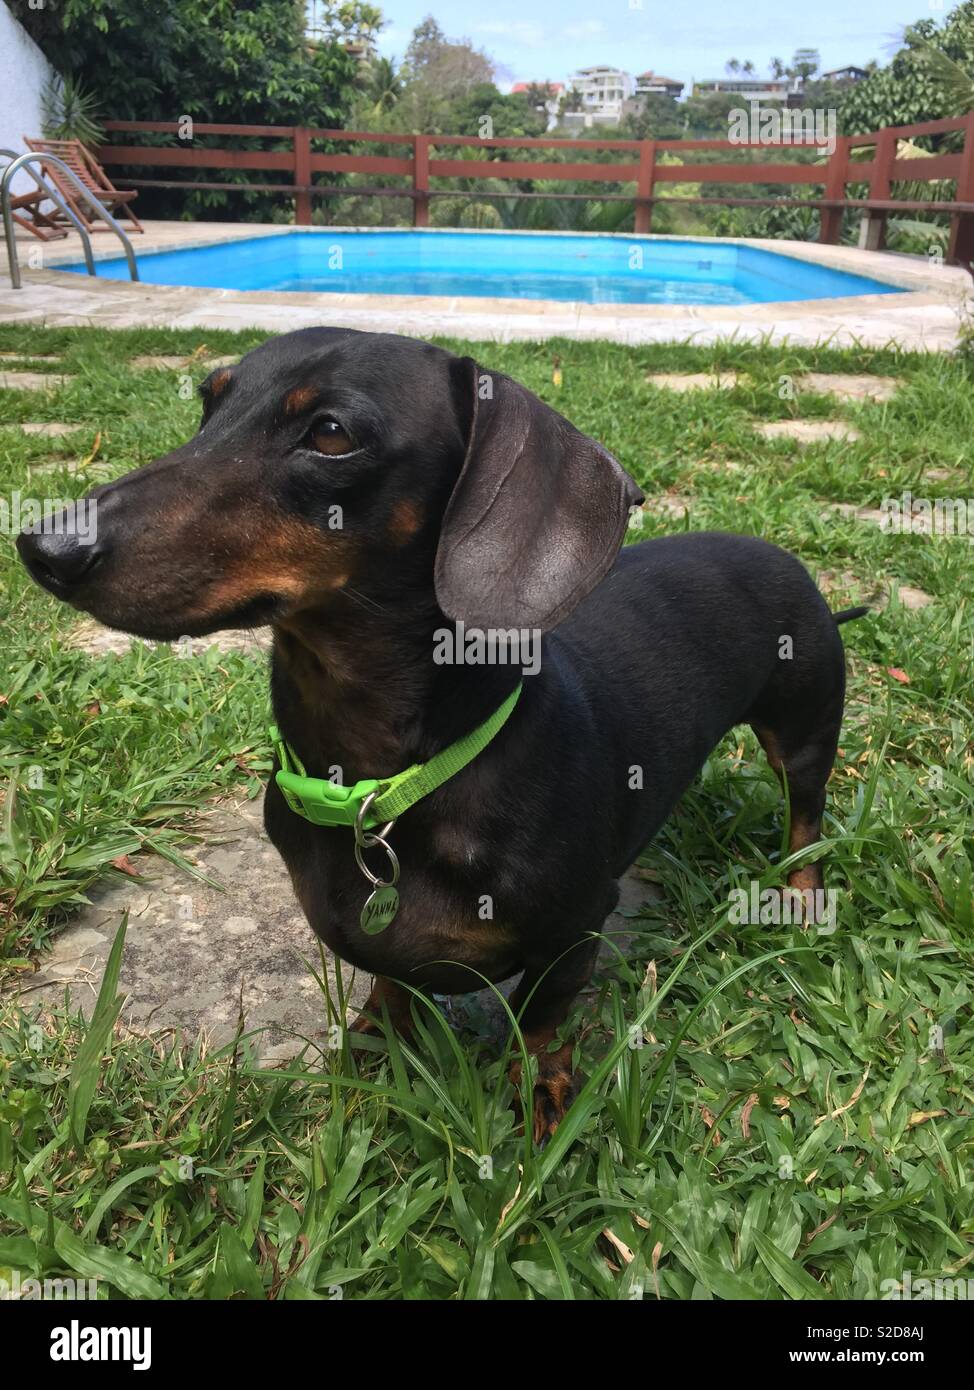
[6,186,68,240]
[23,136,144,233]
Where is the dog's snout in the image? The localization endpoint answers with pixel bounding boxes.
[17,526,104,594]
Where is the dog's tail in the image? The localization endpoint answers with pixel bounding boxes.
[832,605,870,625]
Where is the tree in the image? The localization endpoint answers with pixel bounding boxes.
[725,58,741,75]
[840,1,974,133]
[393,16,496,132]
[911,31,974,114]
[360,56,402,116]
[449,84,548,139]
[403,14,493,94]
[791,47,821,80]
[313,1,383,55]
[405,16,448,75]
[769,57,787,79]
[620,93,688,141]
[12,0,371,221]
[13,0,365,128]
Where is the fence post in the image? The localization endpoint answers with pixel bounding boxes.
[634,140,656,234]
[859,127,895,252]
[948,110,974,269]
[413,135,430,227]
[818,135,848,244]
[293,127,311,225]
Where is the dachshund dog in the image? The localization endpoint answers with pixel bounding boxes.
[18,328,864,1141]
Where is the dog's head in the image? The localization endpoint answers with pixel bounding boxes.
[17,327,642,640]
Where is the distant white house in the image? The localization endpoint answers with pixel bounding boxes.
[0,2,56,195]
[563,66,633,128]
[634,71,684,100]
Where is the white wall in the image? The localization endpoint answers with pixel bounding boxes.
[0,2,56,195]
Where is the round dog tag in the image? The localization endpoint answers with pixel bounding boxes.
[360,884,399,934]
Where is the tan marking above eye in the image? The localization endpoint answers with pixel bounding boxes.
[208,369,232,398]
[285,385,319,416]
[387,498,423,544]
[309,420,355,456]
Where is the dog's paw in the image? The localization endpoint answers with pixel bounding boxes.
[347,1011,383,1038]
[510,1042,579,1146]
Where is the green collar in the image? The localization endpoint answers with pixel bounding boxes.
[270,682,522,830]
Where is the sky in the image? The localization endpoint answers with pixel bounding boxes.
[367,0,942,89]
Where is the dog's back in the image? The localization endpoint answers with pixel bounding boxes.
[549,532,848,870]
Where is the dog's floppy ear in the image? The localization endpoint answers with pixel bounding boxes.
[435,360,643,632]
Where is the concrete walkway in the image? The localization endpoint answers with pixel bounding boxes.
[1,221,968,349]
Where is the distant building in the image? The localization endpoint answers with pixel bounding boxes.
[511,81,564,131]
[692,77,802,102]
[822,66,870,84]
[634,71,684,99]
[563,66,634,128]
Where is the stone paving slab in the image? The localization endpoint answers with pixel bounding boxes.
[7,798,341,1065]
[816,568,934,611]
[7,795,655,1065]
[888,584,936,610]
[647,371,745,392]
[129,353,239,371]
[0,371,73,391]
[0,352,63,364]
[755,420,861,444]
[796,373,900,403]
[15,422,83,437]
[637,494,694,520]
[28,460,114,480]
[66,617,272,659]
[826,502,967,555]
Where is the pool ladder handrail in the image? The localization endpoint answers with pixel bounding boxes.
[1,149,139,289]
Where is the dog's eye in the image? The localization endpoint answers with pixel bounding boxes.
[308,418,355,456]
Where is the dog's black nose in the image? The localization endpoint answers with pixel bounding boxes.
[17,528,103,593]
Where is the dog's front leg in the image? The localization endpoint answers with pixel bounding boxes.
[349,976,415,1040]
[507,937,601,1144]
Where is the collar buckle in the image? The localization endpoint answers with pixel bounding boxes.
[275,769,380,827]
[270,723,380,827]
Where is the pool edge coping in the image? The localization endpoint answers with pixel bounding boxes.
[5,222,967,349]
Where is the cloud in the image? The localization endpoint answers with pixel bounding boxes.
[473,21,547,46]
[562,21,606,40]
[472,17,608,48]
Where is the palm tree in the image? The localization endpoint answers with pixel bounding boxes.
[907,22,974,115]
[363,56,402,115]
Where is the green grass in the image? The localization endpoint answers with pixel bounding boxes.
[1,325,972,1300]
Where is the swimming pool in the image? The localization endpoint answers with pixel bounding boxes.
[62,230,903,307]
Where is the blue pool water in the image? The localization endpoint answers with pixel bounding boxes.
[62,231,902,306]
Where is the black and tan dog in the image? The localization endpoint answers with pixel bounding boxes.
[18,328,864,1141]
